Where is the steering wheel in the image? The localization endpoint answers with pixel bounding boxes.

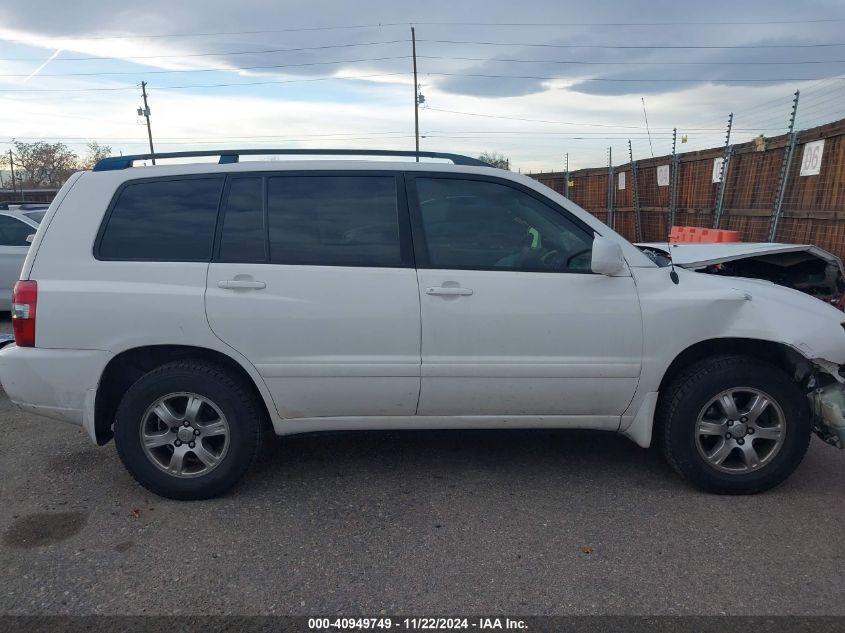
[566,248,591,268]
[540,249,561,267]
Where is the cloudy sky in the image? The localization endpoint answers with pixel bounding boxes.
[1,0,844,172]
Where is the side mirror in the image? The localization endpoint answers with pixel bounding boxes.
[25,234,34,244]
[591,236,627,276]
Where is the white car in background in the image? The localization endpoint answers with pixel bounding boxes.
[0,205,42,311]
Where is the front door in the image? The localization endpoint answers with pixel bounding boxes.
[205,172,421,419]
[407,174,642,424]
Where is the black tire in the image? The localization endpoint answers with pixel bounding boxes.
[114,360,262,500]
[657,354,811,494]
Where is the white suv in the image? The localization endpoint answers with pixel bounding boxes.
[2,149,844,499]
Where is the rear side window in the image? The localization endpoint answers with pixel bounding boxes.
[266,176,401,267]
[98,177,224,260]
[0,216,34,246]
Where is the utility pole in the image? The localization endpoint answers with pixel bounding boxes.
[411,27,420,161]
[9,150,17,196]
[139,81,156,165]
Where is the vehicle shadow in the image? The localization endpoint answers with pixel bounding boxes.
[244,428,686,496]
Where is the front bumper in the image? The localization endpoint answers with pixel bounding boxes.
[810,380,845,448]
[0,345,113,441]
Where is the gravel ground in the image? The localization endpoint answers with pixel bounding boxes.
[0,315,844,616]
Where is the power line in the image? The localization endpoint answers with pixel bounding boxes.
[3,54,842,80]
[0,72,410,92]
[0,56,412,77]
[426,72,845,83]
[2,37,844,65]
[412,18,845,26]
[0,134,691,146]
[4,17,845,42]
[0,40,409,62]
[14,70,836,94]
[419,55,845,66]
[423,107,781,130]
[419,39,845,50]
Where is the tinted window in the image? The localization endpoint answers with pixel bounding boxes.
[98,177,224,260]
[219,177,265,262]
[414,178,593,272]
[0,216,34,246]
[267,176,401,266]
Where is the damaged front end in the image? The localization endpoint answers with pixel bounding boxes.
[807,360,845,448]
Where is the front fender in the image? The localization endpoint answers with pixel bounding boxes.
[620,266,845,447]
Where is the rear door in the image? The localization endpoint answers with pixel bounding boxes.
[205,171,422,419]
[407,173,642,423]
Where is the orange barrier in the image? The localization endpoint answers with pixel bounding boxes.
[669,226,740,243]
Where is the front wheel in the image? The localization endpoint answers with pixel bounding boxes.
[114,360,262,500]
[658,355,811,494]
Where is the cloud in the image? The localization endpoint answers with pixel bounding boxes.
[1,0,844,170]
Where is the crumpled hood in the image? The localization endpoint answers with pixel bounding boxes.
[636,241,844,272]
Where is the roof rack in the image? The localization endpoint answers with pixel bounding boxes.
[93,149,491,171]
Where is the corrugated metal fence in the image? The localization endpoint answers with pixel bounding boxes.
[530,118,845,258]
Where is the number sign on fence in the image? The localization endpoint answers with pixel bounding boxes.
[799,140,825,176]
[712,158,724,183]
[657,165,670,187]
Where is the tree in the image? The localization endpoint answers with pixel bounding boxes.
[82,141,112,169]
[478,152,511,170]
[10,140,79,188]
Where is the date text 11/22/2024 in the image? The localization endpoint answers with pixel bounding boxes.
[307,618,528,630]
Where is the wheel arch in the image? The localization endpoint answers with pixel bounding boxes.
[94,344,275,445]
[658,338,810,395]
[623,337,812,449]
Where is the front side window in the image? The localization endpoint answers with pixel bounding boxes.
[0,216,34,246]
[98,177,224,260]
[414,178,593,272]
[267,175,401,267]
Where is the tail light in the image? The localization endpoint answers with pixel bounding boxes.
[11,280,37,347]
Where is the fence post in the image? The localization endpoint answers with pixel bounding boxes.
[768,90,801,242]
[606,147,615,229]
[563,153,570,199]
[628,140,643,241]
[713,113,733,229]
[669,128,679,233]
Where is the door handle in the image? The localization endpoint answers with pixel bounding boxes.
[426,286,473,296]
[218,279,266,290]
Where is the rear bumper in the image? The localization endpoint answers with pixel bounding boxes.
[0,345,113,441]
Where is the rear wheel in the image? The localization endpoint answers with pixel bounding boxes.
[114,360,261,500]
[658,355,810,494]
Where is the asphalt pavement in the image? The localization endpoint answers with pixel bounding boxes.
[1,316,844,616]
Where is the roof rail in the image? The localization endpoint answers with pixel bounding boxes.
[92,149,491,171]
